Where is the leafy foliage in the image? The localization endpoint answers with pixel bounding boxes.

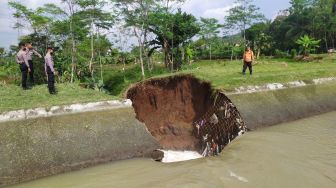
[296,35,321,55]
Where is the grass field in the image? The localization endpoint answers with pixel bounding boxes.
[176,56,336,91]
[103,54,336,94]
[1,54,336,113]
[0,84,117,113]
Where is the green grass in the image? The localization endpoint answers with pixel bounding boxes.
[1,54,336,113]
[0,84,117,113]
[176,57,336,91]
[102,54,336,93]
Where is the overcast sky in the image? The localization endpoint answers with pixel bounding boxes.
[0,0,290,49]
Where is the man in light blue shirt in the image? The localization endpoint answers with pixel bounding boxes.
[26,42,42,85]
[16,42,31,90]
[44,47,56,94]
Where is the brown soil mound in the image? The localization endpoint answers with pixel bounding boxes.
[127,75,246,154]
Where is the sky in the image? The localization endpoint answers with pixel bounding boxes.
[0,0,291,49]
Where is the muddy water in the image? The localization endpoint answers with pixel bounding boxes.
[9,111,336,188]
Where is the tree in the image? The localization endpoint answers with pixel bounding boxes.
[224,0,265,43]
[289,0,312,14]
[115,0,189,74]
[114,0,158,79]
[296,35,321,56]
[185,45,193,65]
[246,22,273,58]
[0,48,5,58]
[8,1,52,50]
[61,0,80,83]
[147,9,200,70]
[199,17,221,60]
[78,0,113,77]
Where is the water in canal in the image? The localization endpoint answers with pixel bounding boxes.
[9,111,336,188]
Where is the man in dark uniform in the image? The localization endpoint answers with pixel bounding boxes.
[25,42,42,85]
[44,47,56,94]
[16,42,31,90]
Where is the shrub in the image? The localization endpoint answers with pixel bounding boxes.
[274,49,289,58]
[290,49,297,59]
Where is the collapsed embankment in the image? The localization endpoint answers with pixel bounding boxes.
[0,75,336,187]
[126,75,247,154]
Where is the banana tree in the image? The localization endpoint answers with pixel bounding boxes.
[296,35,321,56]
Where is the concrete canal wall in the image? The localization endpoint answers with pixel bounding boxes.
[0,107,159,187]
[230,82,336,130]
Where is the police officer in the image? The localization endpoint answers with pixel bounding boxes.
[16,42,31,90]
[44,47,56,94]
[25,42,42,85]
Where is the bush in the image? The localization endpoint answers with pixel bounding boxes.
[274,49,289,58]
[290,49,297,59]
[103,64,169,96]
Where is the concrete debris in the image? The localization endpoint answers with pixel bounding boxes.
[160,150,203,163]
[312,77,336,84]
[195,92,247,157]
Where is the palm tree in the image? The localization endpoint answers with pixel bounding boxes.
[296,35,321,56]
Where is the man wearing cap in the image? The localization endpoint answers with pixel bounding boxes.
[25,42,42,85]
[44,47,56,94]
[16,42,31,90]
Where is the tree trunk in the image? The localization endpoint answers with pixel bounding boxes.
[181,47,185,64]
[209,43,212,60]
[67,2,76,83]
[257,48,261,59]
[139,46,145,79]
[164,40,169,68]
[89,17,94,78]
[171,36,174,72]
[331,32,335,49]
[243,21,246,46]
[143,31,151,72]
[133,26,145,79]
[70,19,75,83]
[325,31,329,52]
[97,28,103,82]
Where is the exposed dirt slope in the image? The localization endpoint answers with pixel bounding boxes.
[127,75,246,153]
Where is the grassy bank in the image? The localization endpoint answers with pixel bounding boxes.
[176,57,336,90]
[103,54,336,94]
[0,84,117,113]
[1,54,336,113]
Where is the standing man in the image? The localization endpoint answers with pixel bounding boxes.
[45,47,56,94]
[242,47,254,75]
[26,42,42,85]
[16,42,31,90]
